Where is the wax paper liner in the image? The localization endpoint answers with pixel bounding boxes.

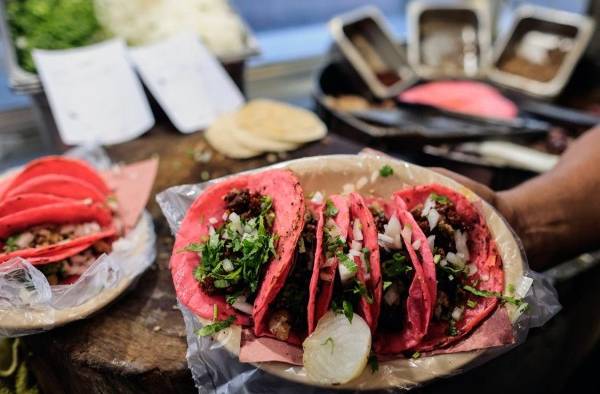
[156,153,561,393]
[0,146,156,337]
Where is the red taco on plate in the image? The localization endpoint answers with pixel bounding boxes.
[310,192,382,333]
[170,170,305,327]
[395,184,503,351]
[367,196,433,354]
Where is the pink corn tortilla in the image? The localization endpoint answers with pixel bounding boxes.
[307,195,349,334]
[0,194,75,218]
[0,156,111,200]
[3,174,107,203]
[395,184,504,351]
[171,170,304,327]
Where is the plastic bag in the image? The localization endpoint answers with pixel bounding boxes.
[156,153,561,392]
[0,146,156,337]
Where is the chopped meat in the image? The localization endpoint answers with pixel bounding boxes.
[369,205,387,233]
[268,309,292,341]
[223,189,264,220]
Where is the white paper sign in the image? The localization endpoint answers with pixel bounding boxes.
[129,32,245,133]
[33,39,155,146]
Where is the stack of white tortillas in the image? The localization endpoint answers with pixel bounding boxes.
[205,99,327,159]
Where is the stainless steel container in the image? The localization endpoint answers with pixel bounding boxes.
[487,5,595,98]
[328,6,418,100]
[407,0,493,80]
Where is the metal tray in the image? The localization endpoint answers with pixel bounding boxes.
[487,5,595,98]
[407,0,492,79]
[0,0,260,94]
[328,6,418,100]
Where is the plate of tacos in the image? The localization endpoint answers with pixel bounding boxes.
[0,151,158,336]
[158,153,558,390]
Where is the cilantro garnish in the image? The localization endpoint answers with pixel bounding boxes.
[342,300,353,323]
[411,351,421,359]
[368,354,379,373]
[325,199,339,217]
[337,252,358,274]
[379,165,394,177]
[352,280,373,304]
[383,281,392,290]
[197,316,235,337]
[433,254,441,264]
[466,299,477,308]
[321,337,335,354]
[430,193,449,204]
[382,253,412,278]
[448,319,459,336]
[186,200,277,297]
[463,285,527,307]
[508,283,516,294]
[3,236,19,253]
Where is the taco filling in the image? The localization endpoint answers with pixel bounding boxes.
[327,204,374,326]
[411,193,474,336]
[185,188,277,314]
[1,222,104,253]
[369,204,413,331]
[267,212,317,341]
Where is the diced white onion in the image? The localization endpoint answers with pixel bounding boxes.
[349,249,362,257]
[208,225,216,236]
[222,259,234,272]
[384,284,400,305]
[222,212,229,221]
[446,252,465,268]
[320,272,333,282]
[454,230,470,261]
[355,176,368,190]
[15,232,34,249]
[412,239,421,250]
[232,297,253,315]
[311,191,324,204]
[427,208,440,231]
[338,257,357,284]
[364,272,371,282]
[467,263,478,276]
[378,233,394,245]
[440,258,448,267]
[480,273,490,281]
[401,225,412,244]
[515,276,533,299]
[208,217,218,225]
[385,215,401,239]
[228,212,242,234]
[353,220,363,241]
[394,234,402,249]
[427,235,436,250]
[422,196,435,217]
[451,307,464,321]
[351,240,362,251]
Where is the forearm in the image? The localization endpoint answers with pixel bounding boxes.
[497,127,600,269]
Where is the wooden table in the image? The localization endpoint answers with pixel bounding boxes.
[21,124,600,394]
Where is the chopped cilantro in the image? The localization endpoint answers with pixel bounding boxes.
[382,253,412,278]
[342,300,353,323]
[411,351,421,359]
[337,252,358,274]
[448,319,459,336]
[430,193,449,204]
[321,337,335,354]
[433,254,441,264]
[368,354,379,373]
[2,236,19,252]
[463,285,527,307]
[379,165,394,177]
[466,300,477,308]
[383,281,392,290]
[352,280,373,304]
[225,293,241,305]
[197,316,235,337]
[508,283,516,294]
[325,199,339,217]
[186,201,277,297]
